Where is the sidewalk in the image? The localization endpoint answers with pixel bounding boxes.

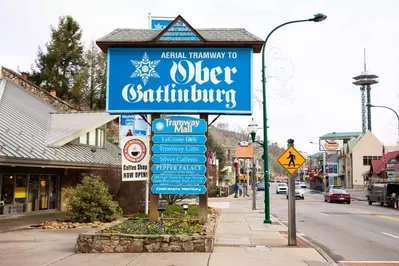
[210,207,333,266]
[0,207,335,265]
[0,211,68,233]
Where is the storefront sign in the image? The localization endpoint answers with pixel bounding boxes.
[235,143,254,159]
[319,139,343,151]
[121,136,150,181]
[152,175,206,184]
[152,116,207,134]
[152,154,207,164]
[152,135,206,144]
[151,164,207,174]
[152,144,206,154]
[107,48,252,114]
[151,185,206,195]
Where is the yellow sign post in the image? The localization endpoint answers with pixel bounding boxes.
[277,146,306,174]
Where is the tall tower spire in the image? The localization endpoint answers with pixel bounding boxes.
[353,49,378,133]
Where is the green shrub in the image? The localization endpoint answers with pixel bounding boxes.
[67,175,123,222]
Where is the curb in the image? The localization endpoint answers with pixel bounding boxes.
[273,215,338,266]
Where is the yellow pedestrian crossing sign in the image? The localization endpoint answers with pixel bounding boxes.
[277,146,306,174]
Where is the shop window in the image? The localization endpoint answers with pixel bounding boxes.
[363,156,382,166]
[1,175,14,204]
[88,129,96,146]
[97,128,105,148]
[78,128,105,148]
[79,133,88,145]
[15,175,27,204]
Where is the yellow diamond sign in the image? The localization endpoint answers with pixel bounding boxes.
[277,146,306,174]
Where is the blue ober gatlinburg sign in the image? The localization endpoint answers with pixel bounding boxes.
[96,15,263,195]
[97,15,263,114]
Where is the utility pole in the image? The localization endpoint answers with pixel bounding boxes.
[287,139,297,246]
[252,158,257,210]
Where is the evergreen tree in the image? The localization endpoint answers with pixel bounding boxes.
[79,41,107,110]
[32,15,85,100]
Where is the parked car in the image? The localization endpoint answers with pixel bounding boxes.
[324,188,351,204]
[257,182,265,191]
[299,182,307,189]
[286,185,305,199]
[276,183,288,194]
[366,183,399,208]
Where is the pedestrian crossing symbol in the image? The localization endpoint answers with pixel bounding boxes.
[277,146,306,174]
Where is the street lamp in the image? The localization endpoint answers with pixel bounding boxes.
[261,13,327,224]
[248,118,258,210]
[367,104,399,145]
[248,118,258,143]
[310,141,326,178]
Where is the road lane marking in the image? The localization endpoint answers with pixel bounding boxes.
[382,232,399,240]
[359,211,370,214]
[318,212,329,216]
[378,215,399,222]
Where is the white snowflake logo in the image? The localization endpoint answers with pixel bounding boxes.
[155,122,165,131]
[130,52,160,85]
[154,23,166,29]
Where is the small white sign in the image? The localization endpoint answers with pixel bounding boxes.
[122,136,150,181]
[319,139,343,151]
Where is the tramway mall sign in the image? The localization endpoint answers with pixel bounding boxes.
[106,48,252,114]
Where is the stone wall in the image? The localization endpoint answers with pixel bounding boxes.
[76,233,214,253]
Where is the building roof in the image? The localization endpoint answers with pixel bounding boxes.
[96,15,264,53]
[47,112,118,147]
[0,78,120,168]
[98,28,263,43]
[371,160,385,174]
[320,132,363,139]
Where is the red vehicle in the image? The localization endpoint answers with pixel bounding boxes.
[324,188,351,204]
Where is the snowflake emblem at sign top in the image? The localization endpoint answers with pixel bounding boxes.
[130,52,160,85]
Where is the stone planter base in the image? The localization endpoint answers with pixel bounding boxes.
[76,233,213,253]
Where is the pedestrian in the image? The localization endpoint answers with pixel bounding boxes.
[234,183,239,195]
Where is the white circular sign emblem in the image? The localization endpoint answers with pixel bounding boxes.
[123,139,147,163]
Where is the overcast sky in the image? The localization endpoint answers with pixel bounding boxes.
[1,0,398,154]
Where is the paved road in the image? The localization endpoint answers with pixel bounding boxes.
[247,183,399,263]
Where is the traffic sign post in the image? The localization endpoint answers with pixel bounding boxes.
[277,139,305,246]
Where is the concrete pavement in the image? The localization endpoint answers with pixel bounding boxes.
[0,196,332,266]
[267,184,399,264]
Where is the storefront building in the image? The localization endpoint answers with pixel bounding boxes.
[0,72,121,216]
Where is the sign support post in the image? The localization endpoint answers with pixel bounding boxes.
[149,114,160,222]
[252,158,257,210]
[199,114,209,224]
[145,179,149,215]
[277,138,306,246]
[287,139,297,246]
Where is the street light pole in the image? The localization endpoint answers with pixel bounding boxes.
[262,13,327,224]
[248,118,259,210]
[367,104,399,145]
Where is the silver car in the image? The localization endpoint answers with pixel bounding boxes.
[276,183,288,194]
[286,185,305,200]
